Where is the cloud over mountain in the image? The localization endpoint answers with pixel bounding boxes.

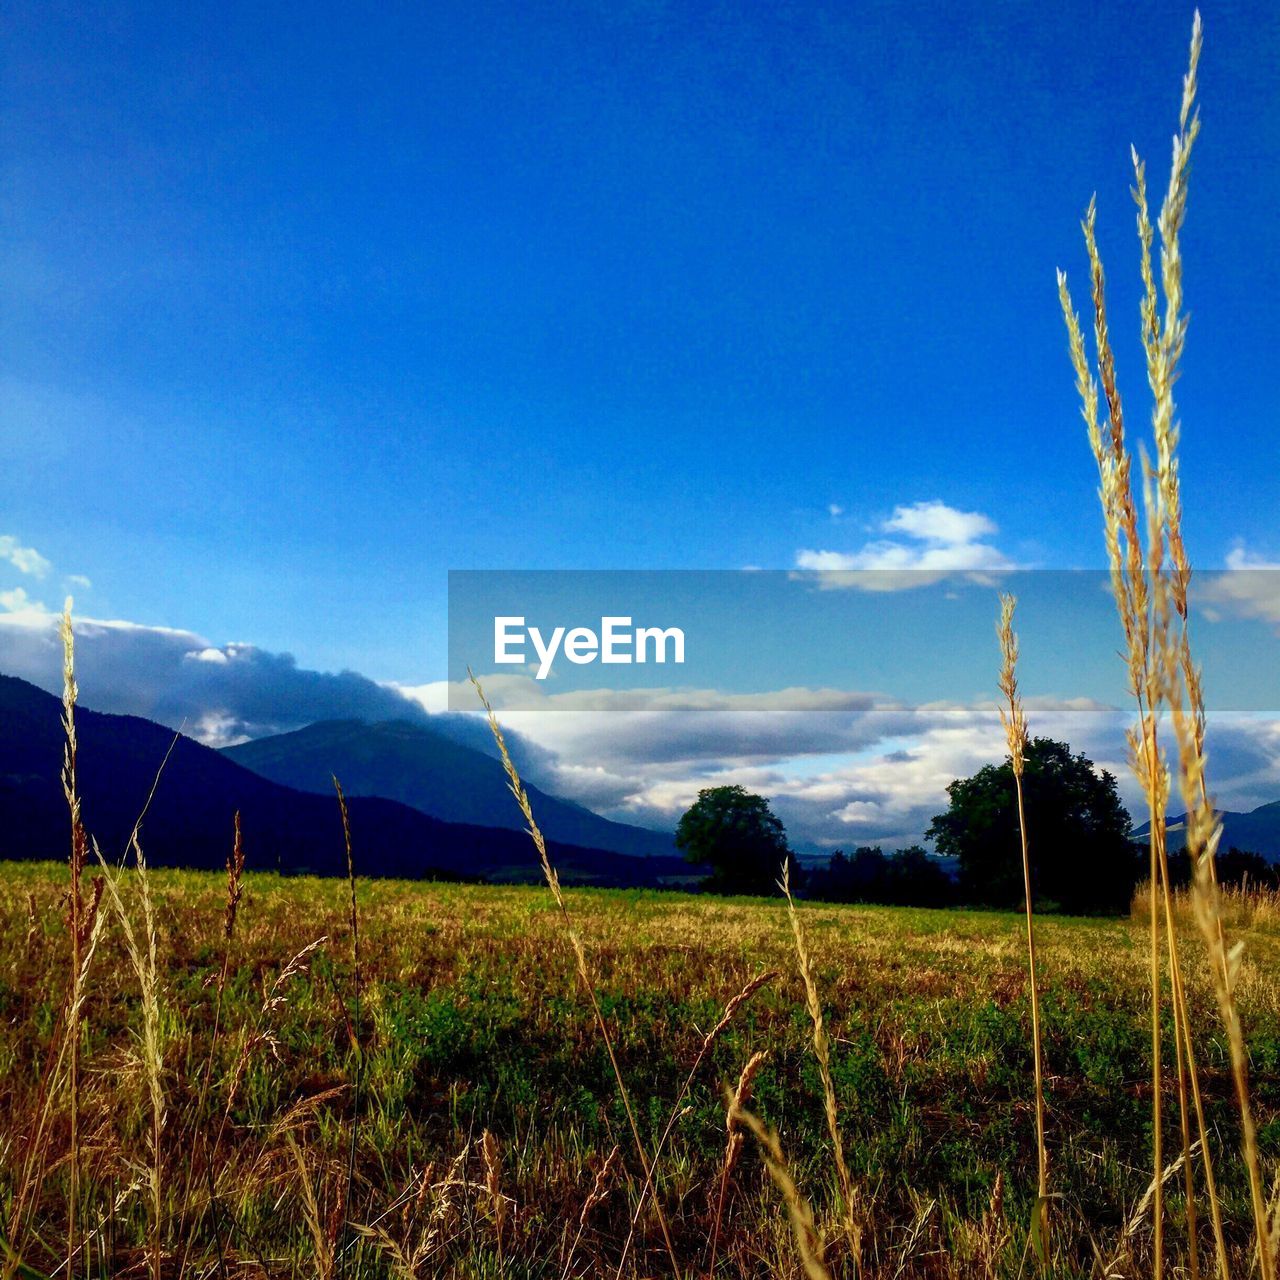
[7,600,1280,854]
[0,608,548,773]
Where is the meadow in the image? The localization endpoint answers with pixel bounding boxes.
[1,862,1277,1278]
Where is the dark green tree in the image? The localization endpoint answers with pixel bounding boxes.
[807,847,885,902]
[675,784,795,895]
[882,845,956,907]
[926,737,1140,913]
[808,844,955,907]
[1168,846,1279,890]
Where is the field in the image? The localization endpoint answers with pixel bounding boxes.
[2,862,1278,1278]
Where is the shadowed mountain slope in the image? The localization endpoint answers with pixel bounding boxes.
[1134,801,1280,862]
[224,718,675,858]
[0,675,690,885]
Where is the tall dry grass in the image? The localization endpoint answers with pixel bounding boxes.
[996,594,1049,1260]
[469,670,683,1275]
[59,600,93,1277]
[335,776,363,1280]
[727,1102,831,1280]
[781,861,862,1274]
[1058,11,1275,1278]
[93,832,167,1280]
[1134,879,1280,933]
[707,1050,769,1278]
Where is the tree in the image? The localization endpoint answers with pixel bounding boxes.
[1168,846,1279,891]
[882,845,956,907]
[926,737,1140,913]
[807,847,886,902]
[675,785,795,895]
[807,845,956,907]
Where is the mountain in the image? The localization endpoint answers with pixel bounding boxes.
[0,675,692,886]
[223,719,676,859]
[1134,801,1280,862]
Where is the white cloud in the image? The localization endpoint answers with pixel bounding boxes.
[827,503,844,518]
[391,680,450,713]
[0,608,440,743]
[427,676,1138,847]
[6,598,1280,853]
[0,606,546,772]
[1,587,36,612]
[796,549,861,571]
[883,500,997,546]
[186,647,230,664]
[189,711,251,748]
[795,500,1013,589]
[0,535,52,579]
[0,587,56,626]
[1226,546,1280,570]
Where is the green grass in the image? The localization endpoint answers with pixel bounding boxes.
[1,862,1276,1277]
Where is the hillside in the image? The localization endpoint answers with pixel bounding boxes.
[224,717,675,858]
[1135,801,1280,862]
[0,675,690,885]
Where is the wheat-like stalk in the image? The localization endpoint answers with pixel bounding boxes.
[0,609,105,1277]
[1123,126,1231,1280]
[616,969,778,1277]
[728,1100,832,1280]
[706,1050,769,1279]
[470,671,682,1276]
[334,777,362,1280]
[288,1133,338,1280]
[1087,174,1213,1280]
[92,832,167,1280]
[781,862,861,1274]
[1056,14,1274,1277]
[1058,270,1172,1273]
[996,594,1049,1261]
[59,599,89,1275]
[559,1144,622,1280]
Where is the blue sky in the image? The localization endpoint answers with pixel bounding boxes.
[2,3,1279,846]
[3,0,1278,682]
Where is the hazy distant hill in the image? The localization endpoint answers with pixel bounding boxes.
[224,718,676,859]
[1134,801,1280,862]
[0,675,691,886]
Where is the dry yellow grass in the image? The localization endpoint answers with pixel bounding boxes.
[781,861,862,1274]
[1057,12,1274,1278]
[996,593,1049,1261]
[3,856,1279,1277]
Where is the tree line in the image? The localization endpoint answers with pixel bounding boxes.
[675,738,1278,914]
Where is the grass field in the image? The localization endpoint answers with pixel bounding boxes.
[2,862,1277,1277]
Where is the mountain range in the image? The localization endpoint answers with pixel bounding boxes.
[223,718,675,858]
[1134,801,1280,862]
[8,666,1280,884]
[0,674,692,886]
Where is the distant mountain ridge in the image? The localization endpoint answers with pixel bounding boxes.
[1134,800,1280,862]
[224,718,675,859]
[0,674,691,886]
